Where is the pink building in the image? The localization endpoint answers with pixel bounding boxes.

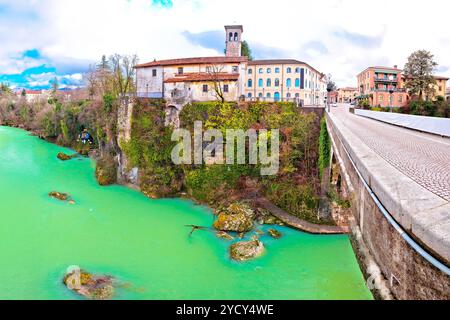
[357,66,408,108]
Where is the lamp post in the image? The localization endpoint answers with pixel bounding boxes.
[327,87,332,113]
[389,88,394,112]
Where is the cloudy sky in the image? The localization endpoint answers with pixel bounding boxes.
[1,0,449,89]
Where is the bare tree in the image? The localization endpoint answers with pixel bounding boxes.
[206,64,226,103]
[109,54,138,97]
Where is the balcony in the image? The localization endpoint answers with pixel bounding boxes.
[374,77,398,83]
[373,88,406,93]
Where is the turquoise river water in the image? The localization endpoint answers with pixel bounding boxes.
[0,126,372,300]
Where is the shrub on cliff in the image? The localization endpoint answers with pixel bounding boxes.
[95,156,117,186]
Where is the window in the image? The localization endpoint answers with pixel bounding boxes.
[399,95,403,102]
[287,93,291,98]
[266,93,271,98]
[295,78,300,87]
[178,67,184,75]
[379,95,383,101]
[295,67,300,73]
[287,67,292,73]
[286,78,292,88]
[232,66,239,73]
[275,67,280,73]
[223,84,229,93]
[202,84,208,93]
[258,79,263,87]
[267,79,271,87]
[267,68,272,74]
[152,69,157,77]
[229,32,233,42]
[248,92,252,98]
[275,78,280,87]
[295,93,300,98]
[248,68,253,74]
[259,68,263,74]
[206,66,211,73]
[258,93,263,98]
[248,79,253,88]
[234,32,238,41]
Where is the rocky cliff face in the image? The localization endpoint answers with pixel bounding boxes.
[116,98,140,187]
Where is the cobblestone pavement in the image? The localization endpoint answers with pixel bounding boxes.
[331,104,450,202]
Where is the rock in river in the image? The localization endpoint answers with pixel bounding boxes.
[57,152,71,161]
[213,203,254,233]
[216,231,234,241]
[49,191,69,201]
[230,240,265,261]
[63,268,115,300]
[268,229,282,239]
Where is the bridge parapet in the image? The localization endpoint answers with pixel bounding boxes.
[326,111,449,300]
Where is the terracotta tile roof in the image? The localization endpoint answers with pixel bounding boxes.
[338,87,358,91]
[248,59,324,77]
[164,73,240,83]
[248,59,306,65]
[135,56,248,68]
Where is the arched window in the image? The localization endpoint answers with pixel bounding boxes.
[259,68,263,74]
[234,32,238,41]
[248,68,252,74]
[275,67,280,73]
[295,78,300,87]
[275,78,280,87]
[229,32,233,42]
[286,78,292,88]
[295,67,300,73]
[266,79,271,87]
[287,67,292,73]
[267,68,272,74]
[248,92,252,98]
[258,79,263,87]
[274,92,280,102]
[248,79,253,88]
[258,92,263,98]
[266,93,271,98]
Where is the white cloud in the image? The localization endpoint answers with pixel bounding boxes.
[0,0,449,87]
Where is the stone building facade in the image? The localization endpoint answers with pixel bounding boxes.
[244,60,327,106]
[135,24,327,111]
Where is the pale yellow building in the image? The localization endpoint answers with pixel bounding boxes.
[244,60,326,106]
[337,87,358,103]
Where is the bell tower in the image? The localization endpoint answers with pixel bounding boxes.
[225,25,243,57]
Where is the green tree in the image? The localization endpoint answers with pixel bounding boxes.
[0,82,12,95]
[241,40,253,60]
[403,50,438,100]
[52,77,59,93]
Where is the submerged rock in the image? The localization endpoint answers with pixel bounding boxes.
[230,239,265,261]
[63,269,114,300]
[213,203,255,233]
[49,191,69,201]
[268,229,282,239]
[216,231,234,241]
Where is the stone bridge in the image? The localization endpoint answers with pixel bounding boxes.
[327,104,449,300]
